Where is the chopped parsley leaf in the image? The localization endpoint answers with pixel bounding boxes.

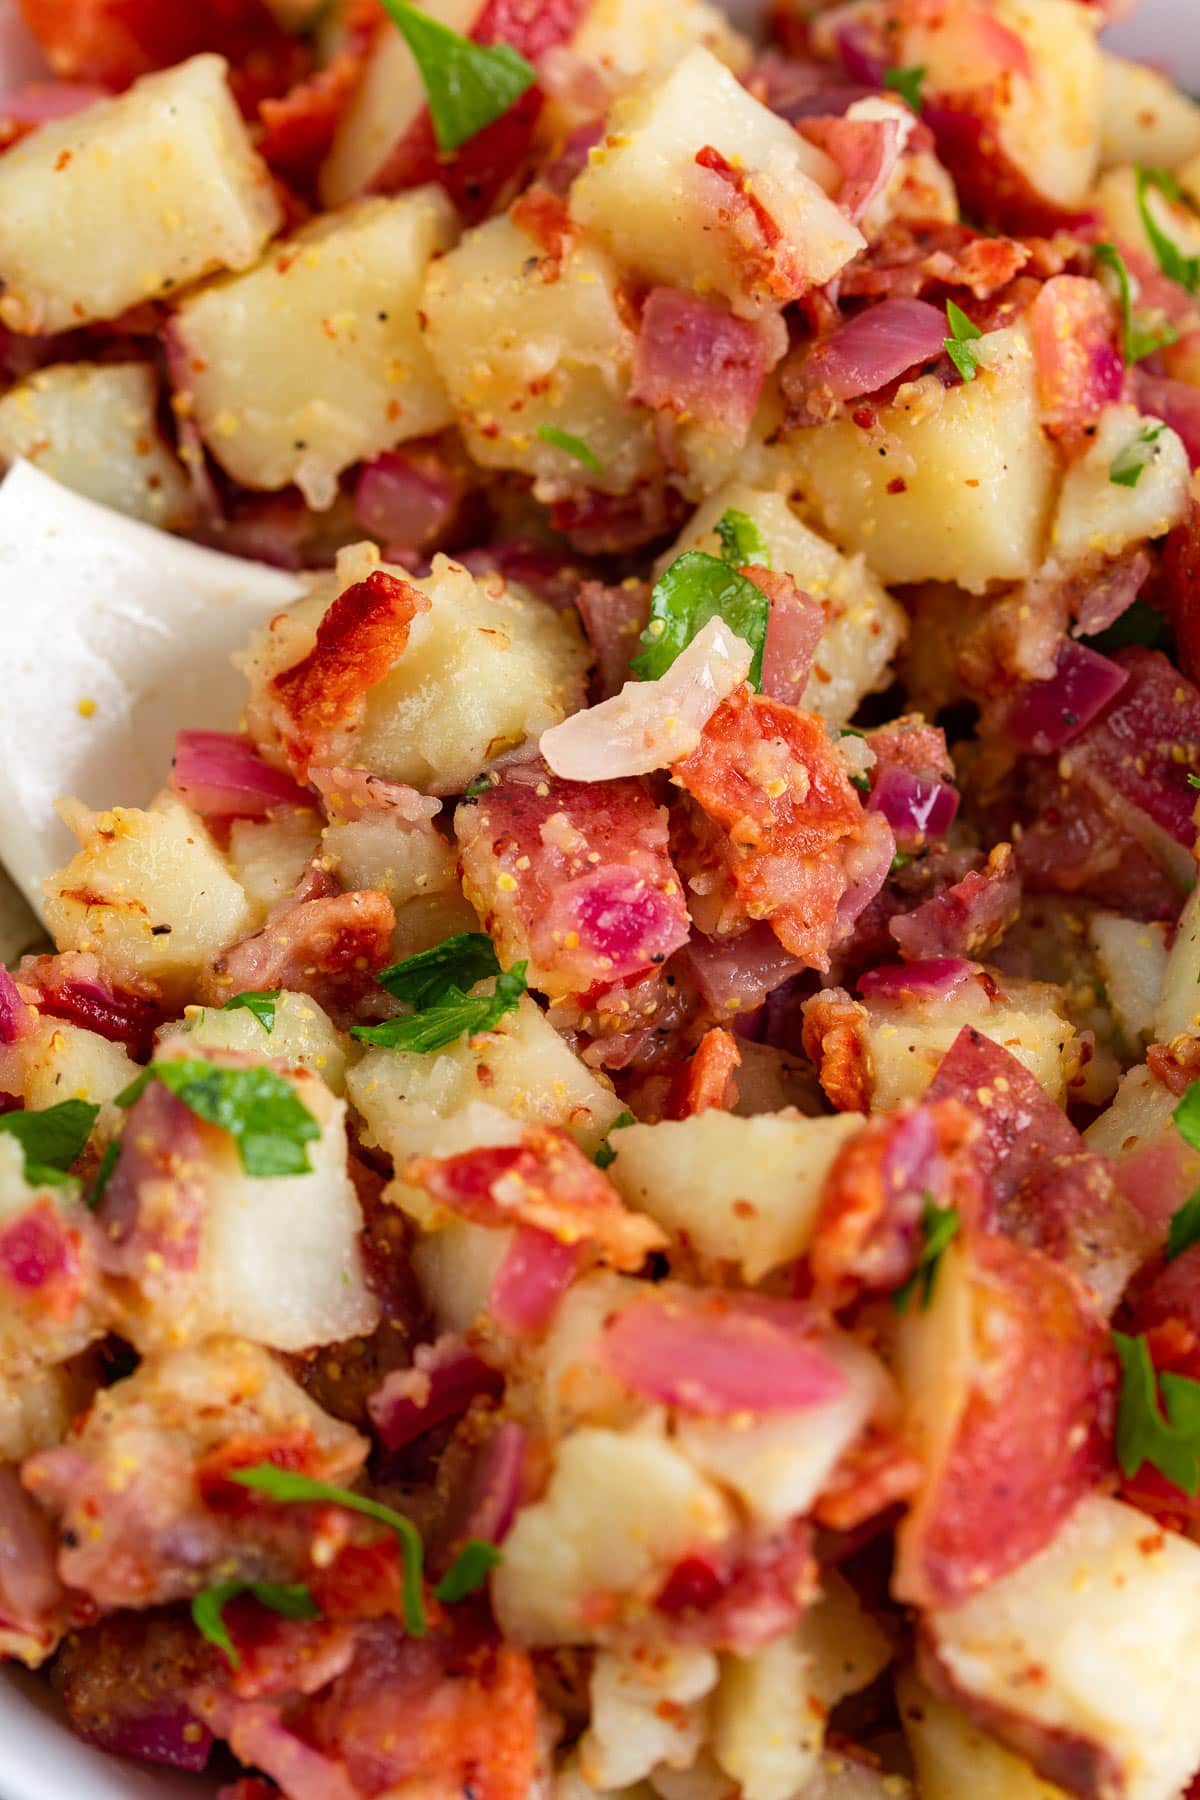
[221,990,280,1033]
[892,1194,960,1314]
[0,1099,99,1188]
[536,424,603,473]
[1135,166,1200,295]
[192,1581,318,1668]
[1114,1329,1200,1496]
[352,964,528,1054]
[944,300,983,383]
[594,1110,636,1170]
[1094,241,1179,364]
[632,545,768,688]
[882,63,925,112]
[379,0,535,153]
[116,1061,320,1178]
[377,933,501,1011]
[714,508,772,571]
[435,1539,502,1603]
[1109,423,1166,488]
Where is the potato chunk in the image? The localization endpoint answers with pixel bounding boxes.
[663,485,907,724]
[0,56,281,334]
[1100,53,1200,172]
[422,212,654,493]
[43,793,256,1004]
[1051,404,1190,564]
[786,328,1058,592]
[570,48,862,315]
[0,363,194,530]
[172,189,456,507]
[179,989,349,1095]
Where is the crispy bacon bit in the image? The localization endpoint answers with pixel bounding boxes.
[926,1027,1148,1313]
[575,580,651,700]
[454,757,689,1015]
[52,1612,215,1767]
[801,987,872,1112]
[667,1026,741,1119]
[94,1080,208,1292]
[692,144,810,303]
[403,1124,665,1272]
[510,185,574,267]
[889,843,1021,961]
[14,0,301,89]
[256,0,382,190]
[631,288,769,438]
[654,1519,816,1651]
[895,1233,1115,1609]
[839,220,1030,302]
[204,889,396,1023]
[813,1427,922,1535]
[671,690,887,970]
[809,1100,980,1302]
[20,949,162,1057]
[270,571,430,780]
[1028,275,1123,439]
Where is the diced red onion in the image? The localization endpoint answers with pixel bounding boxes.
[799,113,902,224]
[463,1420,527,1545]
[354,451,459,553]
[1071,549,1150,640]
[686,923,808,1016]
[76,1707,214,1773]
[0,968,31,1045]
[1002,641,1129,755]
[798,298,949,404]
[868,764,959,848]
[541,118,605,194]
[171,730,311,818]
[632,288,769,437]
[489,1225,582,1335]
[858,957,976,1003]
[750,53,876,124]
[368,1337,502,1452]
[596,1293,848,1417]
[0,80,109,126]
[1133,371,1200,471]
[833,21,884,86]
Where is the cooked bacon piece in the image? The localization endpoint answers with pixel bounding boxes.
[838,220,1030,302]
[653,1519,816,1652]
[692,144,811,304]
[798,112,902,223]
[549,482,689,556]
[754,568,826,707]
[1162,498,1200,686]
[866,717,954,782]
[889,843,1020,961]
[685,922,808,1019]
[631,288,769,438]
[894,1233,1115,1609]
[455,757,689,1014]
[52,1611,216,1768]
[298,1617,538,1800]
[1070,547,1151,640]
[204,889,396,1023]
[813,1426,922,1535]
[190,1693,358,1800]
[269,571,430,781]
[926,1026,1147,1313]
[801,987,872,1112]
[809,1100,981,1303]
[93,1081,209,1299]
[14,0,299,89]
[666,1026,741,1119]
[1054,647,1200,849]
[1028,275,1122,439]
[257,0,382,189]
[670,690,887,970]
[20,949,162,1057]
[403,1124,665,1272]
[574,580,651,699]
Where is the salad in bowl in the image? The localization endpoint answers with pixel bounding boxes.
[1,0,1200,1798]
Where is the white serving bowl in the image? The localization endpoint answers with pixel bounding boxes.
[0,0,1196,1795]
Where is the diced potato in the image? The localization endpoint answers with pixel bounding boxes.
[580,1645,719,1790]
[1083,1061,1191,1165]
[0,1138,107,1381]
[43,793,257,1005]
[226,812,322,921]
[662,485,907,724]
[786,329,1058,592]
[319,0,478,207]
[648,1754,737,1800]
[173,190,456,507]
[0,1357,96,1464]
[712,1633,822,1800]
[801,1571,893,1710]
[0,363,194,529]
[347,992,622,1160]
[898,1671,1072,1800]
[1155,879,1200,1045]
[242,545,590,795]
[566,0,746,92]
[18,1015,137,1114]
[861,972,1075,1109]
[412,1216,511,1335]
[570,48,863,314]
[608,1110,864,1282]
[321,810,477,960]
[0,56,281,334]
[1088,914,1169,1054]
[531,1271,649,1434]
[1095,164,1200,271]
[1051,404,1190,564]
[924,1496,1200,1800]
[1100,53,1200,172]
[675,1335,893,1524]
[421,213,655,493]
[891,1236,972,1599]
[492,1425,732,1645]
[179,989,349,1095]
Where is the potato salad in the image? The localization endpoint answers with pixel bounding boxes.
[3,1,1200,1797]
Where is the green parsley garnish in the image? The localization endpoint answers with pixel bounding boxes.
[462,773,492,800]
[536,424,602,474]
[882,63,925,112]
[352,964,528,1054]
[229,1465,428,1635]
[892,1195,961,1314]
[1094,241,1178,364]
[192,1580,318,1669]
[944,300,983,383]
[86,1139,120,1212]
[1175,1080,1200,1150]
[594,1110,636,1170]
[1113,1329,1200,1495]
[434,1539,503,1603]
[1168,1188,1200,1263]
[379,0,535,153]
[377,933,501,1010]
[0,1099,99,1188]
[1109,423,1166,489]
[1189,773,1200,791]
[632,546,768,688]
[221,990,280,1034]
[1135,166,1200,294]
[889,851,913,873]
[714,509,772,571]
[116,1061,320,1179]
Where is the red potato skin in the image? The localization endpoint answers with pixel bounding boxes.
[15,0,303,93]
[895,1233,1116,1610]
